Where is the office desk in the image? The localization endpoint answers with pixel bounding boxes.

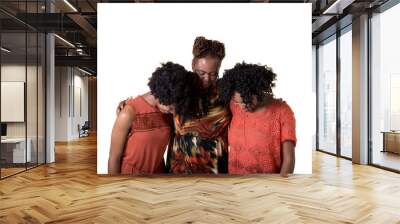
[381,131,400,154]
[1,138,32,163]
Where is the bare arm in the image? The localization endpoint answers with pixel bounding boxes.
[108,106,135,174]
[116,96,133,115]
[280,141,295,177]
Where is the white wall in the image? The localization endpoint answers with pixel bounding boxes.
[55,66,89,141]
[73,72,89,138]
[1,65,39,137]
[55,66,69,141]
[1,66,26,143]
[98,3,313,174]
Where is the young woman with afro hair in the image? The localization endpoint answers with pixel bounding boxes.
[218,62,296,177]
[108,62,201,175]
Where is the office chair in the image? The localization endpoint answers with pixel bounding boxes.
[79,121,90,138]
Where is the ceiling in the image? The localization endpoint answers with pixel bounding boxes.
[0,0,392,75]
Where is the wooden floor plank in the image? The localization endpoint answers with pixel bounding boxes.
[0,134,400,223]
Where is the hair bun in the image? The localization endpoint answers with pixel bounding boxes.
[193,36,210,57]
[192,36,225,60]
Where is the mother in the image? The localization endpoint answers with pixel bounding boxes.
[168,36,231,174]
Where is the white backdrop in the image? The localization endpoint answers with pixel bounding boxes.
[98,3,313,174]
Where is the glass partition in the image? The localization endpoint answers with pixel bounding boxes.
[0,1,46,179]
[1,31,28,177]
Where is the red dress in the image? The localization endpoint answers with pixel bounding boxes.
[228,99,296,174]
[120,96,173,174]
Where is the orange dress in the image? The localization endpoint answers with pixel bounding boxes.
[120,96,173,174]
[228,99,296,174]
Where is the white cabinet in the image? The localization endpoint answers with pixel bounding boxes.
[1,138,32,163]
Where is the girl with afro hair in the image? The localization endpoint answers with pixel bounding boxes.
[218,62,296,177]
[108,62,201,175]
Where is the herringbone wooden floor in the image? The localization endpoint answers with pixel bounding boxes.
[1,135,400,224]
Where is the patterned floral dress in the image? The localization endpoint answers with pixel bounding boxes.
[168,90,231,174]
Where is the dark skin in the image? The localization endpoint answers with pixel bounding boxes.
[232,92,295,177]
[115,59,295,177]
[108,92,175,175]
[192,56,221,90]
[117,56,221,114]
[115,57,223,161]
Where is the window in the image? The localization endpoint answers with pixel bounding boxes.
[318,35,337,155]
[339,27,352,158]
[370,2,400,171]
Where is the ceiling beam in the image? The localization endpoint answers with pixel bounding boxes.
[55,55,96,70]
[322,0,356,14]
[67,13,97,39]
